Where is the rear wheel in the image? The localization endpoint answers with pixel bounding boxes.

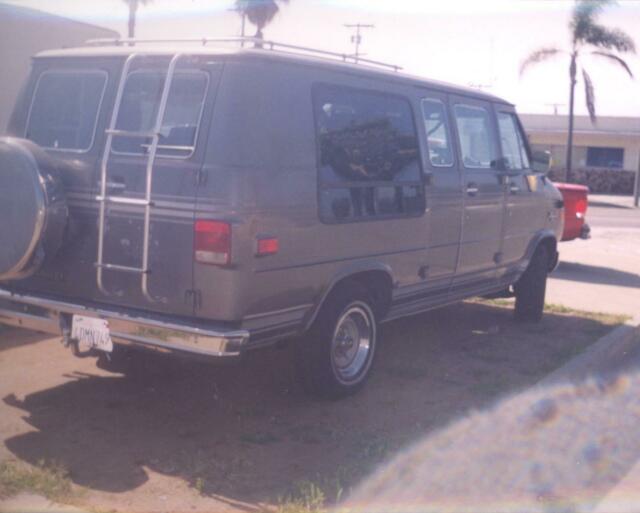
[514,245,549,322]
[296,284,378,399]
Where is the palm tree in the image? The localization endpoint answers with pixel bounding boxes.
[234,0,289,44]
[521,0,635,181]
[121,0,153,39]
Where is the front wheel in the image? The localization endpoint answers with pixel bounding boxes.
[514,245,549,322]
[296,285,378,399]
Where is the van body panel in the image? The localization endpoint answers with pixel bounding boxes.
[0,46,563,359]
[195,59,430,325]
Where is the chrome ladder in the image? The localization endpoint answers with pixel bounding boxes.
[96,52,183,302]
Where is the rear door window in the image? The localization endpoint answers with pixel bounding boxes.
[314,84,424,223]
[26,70,107,152]
[112,70,208,158]
[422,98,454,167]
[453,104,497,169]
[497,112,531,170]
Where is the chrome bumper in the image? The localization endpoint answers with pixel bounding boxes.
[0,289,249,358]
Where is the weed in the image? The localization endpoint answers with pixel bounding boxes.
[194,477,205,495]
[0,459,72,501]
[277,480,326,513]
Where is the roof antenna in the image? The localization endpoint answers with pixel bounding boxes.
[344,23,374,63]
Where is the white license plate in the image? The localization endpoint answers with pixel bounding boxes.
[71,315,113,353]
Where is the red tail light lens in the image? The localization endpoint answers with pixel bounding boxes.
[575,198,588,218]
[257,237,279,256]
[194,220,231,266]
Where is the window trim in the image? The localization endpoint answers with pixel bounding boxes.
[585,146,624,169]
[110,68,210,160]
[421,98,454,168]
[312,82,426,225]
[497,110,532,172]
[453,103,498,171]
[25,68,109,154]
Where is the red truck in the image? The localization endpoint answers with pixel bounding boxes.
[554,183,590,241]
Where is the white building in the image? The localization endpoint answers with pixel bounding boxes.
[0,3,118,132]
[520,113,640,174]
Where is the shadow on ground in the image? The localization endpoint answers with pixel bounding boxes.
[0,328,53,352]
[1,302,623,509]
[553,261,640,288]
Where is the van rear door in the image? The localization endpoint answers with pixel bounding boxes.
[97,55,221,315]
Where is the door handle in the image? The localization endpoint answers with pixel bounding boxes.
[466,183,479,196]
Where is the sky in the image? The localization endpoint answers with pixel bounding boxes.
[4,0,640,117]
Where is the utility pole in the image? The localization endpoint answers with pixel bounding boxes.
[545,103,566,116]
[228,5,247,47]
[634,157,640,208]
[344,23,374,61]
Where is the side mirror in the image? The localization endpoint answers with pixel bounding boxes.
[531,150,551,174]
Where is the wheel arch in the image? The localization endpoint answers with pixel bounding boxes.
[524,230,559,274]
[303,264,394,331]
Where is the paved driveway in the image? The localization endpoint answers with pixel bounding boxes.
[548,195,640,321]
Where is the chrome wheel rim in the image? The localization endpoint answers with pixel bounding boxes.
[331,303,375,384]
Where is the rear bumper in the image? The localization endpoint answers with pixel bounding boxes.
[0,288,249,358]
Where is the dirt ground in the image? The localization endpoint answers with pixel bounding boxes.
[0,300,626,512]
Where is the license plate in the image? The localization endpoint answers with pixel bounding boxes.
[71,315,113,353]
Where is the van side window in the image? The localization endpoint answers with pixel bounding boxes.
[453,104,497,169]
[497,112,531,170]
[421,99,453,167]
[26,70,107,152]
[314,84,424,223]
[112,70,208,158]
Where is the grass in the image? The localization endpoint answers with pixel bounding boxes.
[477,298,630,325]
[0,459,73,502]
[276,480,327,513]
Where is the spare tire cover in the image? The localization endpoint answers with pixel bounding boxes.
[0,137,68,281]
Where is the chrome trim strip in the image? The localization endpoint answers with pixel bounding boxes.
[242,304,314,321]
[0,289,249,358]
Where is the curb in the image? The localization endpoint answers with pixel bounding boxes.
[538,319,640,513]
[538,320,640,387]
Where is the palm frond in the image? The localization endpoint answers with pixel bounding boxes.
[571,0,613,43]
[583,23,636,52]
[591,50,634,77]
[520,47,563,76]
[582,68,596,123]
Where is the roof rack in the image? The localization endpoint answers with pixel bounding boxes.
[83,36,403,72]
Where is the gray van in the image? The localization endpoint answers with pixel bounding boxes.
[0,38,563,398]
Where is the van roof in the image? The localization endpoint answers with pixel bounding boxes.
[34,41,512,106]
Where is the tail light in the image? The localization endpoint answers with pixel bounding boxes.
[575,197,588,219]
[194,220,231,266]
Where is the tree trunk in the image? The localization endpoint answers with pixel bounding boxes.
[254,27,263,48]
[128,0,138,40]
[565,53,577,183]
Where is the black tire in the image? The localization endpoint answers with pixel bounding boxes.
[296,284,378,399]
[514,245,549,322]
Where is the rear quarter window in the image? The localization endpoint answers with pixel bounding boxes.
[313,84,424,223]
[25,70,107,152]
